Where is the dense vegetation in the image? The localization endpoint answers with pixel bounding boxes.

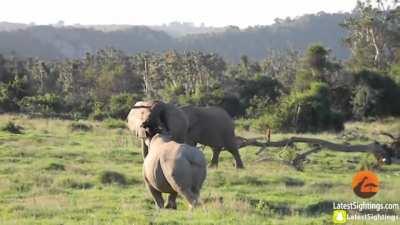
[0,1,399,133]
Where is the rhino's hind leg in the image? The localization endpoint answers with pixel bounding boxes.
[165,192,177,209]
[145,179,164,209]
[178,188,198,209]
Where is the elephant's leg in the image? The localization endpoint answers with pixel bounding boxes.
[228,148,244,169]
[145,179,164,209]
[209,148,221,168]
[165,192,177,209]
[141,139,148,159]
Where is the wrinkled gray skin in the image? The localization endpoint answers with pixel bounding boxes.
[181,106,244,169]
[143,132,207,209]
[128,101,244,168]
[127,101,189,158]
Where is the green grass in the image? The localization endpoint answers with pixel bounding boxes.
[0,114,399,224]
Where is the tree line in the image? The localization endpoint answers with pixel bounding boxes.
[0,0,399,133]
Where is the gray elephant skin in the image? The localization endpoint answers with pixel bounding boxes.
[127,100,244,168]
[126,101,189,158]
[143,131,207,209]
[181,106,244,168]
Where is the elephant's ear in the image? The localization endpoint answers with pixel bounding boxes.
[127,108,147,138]
[148,102,169,130]
[126,109,137,132]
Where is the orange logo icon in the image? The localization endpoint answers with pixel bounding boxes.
[352,170,379,198]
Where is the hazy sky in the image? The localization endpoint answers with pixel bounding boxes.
[0,0,359,27]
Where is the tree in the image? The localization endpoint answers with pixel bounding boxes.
[342,0,400,70]
[294,44,343,91]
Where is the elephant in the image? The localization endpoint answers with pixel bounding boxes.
[180,106,244,169]
[128,101,244,168]
[141,121,207,209]
[126,101,189,158]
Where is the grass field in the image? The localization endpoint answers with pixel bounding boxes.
[0,114,399,225]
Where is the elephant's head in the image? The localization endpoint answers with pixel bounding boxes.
[127,101,157,138]
[141,119,162,138]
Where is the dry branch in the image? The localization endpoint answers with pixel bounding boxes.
[236,135,398,171]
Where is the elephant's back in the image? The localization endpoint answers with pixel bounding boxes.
[181,106,236,147]
[182,106,234,127]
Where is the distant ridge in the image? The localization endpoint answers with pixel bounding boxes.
[0,12,349,61]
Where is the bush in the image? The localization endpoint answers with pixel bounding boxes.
[245,95,271,118]
[103,118,126,129]
[1,121,24,134]
[90,101,109,121]
[0,85,18,112]
[109,93,138,119]
[390,63,400,85]
[255,82,344,133]
[235,118,252,131]
[351,70,400,119]
[220,95,244,118]
[0,76,30,112]
[99,170,127,186]
[69,121,93,132]
[64,96,95,119]
[238,75,281,117]
[177,84,225,107]
[19,93,65,116]
[45,162,65,171]
[58,178,93,189]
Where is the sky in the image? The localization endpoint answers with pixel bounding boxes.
[0,0,360,28]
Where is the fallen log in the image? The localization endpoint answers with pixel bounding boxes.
[235,135,399,171]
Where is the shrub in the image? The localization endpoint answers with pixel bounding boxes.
[220,95,244,118]
[177,84,225,107]
[351,70,400,119]
[245,95,271,118]
[103,118,126,129]
[19,93,65,116]
[390,63,400,85]
[255,82,344,133]
[1,121,24,134]
[0,76,30,112]
[281,177,305,187]
[45,162,65,171]
[59,178,93,189]
[64,96,95,119]
[238,75,281,117]
[0,85,18,112]
[90,101,109,121]
[99,170,127,186]
[69,121,93,132]
[235,118,252,131]
[109,93,138,119]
